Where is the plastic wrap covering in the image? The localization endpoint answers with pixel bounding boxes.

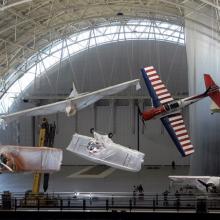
[169,176,220,193]
[0,146,62,173]
[67,132,145,172]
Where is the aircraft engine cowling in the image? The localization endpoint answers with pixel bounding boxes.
[142,106,165,121]
[65,102,77,116]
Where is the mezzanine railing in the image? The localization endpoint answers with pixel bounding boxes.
[0,191,220,213]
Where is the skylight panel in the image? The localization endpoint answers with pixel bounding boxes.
[7,81,21,94]
[0,19,185,113]
[76,31,91,41]
[18,74,35,91]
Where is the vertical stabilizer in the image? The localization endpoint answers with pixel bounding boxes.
[204,74,220,108]
[68,81,78,98]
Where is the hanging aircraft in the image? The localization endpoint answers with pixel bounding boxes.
[0,79,140,125]
[169,176,220,193]
[67,131,145,172]
[0,145,62,173]
[139,66,220,157]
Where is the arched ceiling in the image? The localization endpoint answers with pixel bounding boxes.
[0,0,219,84]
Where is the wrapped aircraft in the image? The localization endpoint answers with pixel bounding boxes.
[67,132,145,172]
[0,146,62,173]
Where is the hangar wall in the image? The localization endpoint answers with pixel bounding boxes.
[0,40,190,166]
[186,9,220,175]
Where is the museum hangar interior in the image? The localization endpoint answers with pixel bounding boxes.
[0,0,220,218]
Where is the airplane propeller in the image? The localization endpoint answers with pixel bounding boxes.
[197,179,216,193]
[137,105,145,127]
[0,154,14,172]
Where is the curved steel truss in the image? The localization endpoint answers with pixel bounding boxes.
[0,18,184,113]
[0,0,219,113]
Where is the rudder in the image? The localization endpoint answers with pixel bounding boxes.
[204,74,220,108]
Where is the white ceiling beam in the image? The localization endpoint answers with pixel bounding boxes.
[199,0,220,10]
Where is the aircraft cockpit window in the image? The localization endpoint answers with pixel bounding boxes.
[169,102,179,109]
[164,104,170,111]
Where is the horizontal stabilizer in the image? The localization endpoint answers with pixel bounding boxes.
[210,101,220,113]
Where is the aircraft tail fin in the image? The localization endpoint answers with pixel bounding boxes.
[68,81,78,98]
[204,74,220,108]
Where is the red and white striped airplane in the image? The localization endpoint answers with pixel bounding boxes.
[140,66,220,157]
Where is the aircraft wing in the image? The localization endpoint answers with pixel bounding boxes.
[141,66,174,107]
[1,79,139,124]
[161,113,194,156]
[169,176,213,182]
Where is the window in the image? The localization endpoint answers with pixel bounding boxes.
[169,102,179,109]
[0,19,185,113]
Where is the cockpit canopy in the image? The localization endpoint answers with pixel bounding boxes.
[164,101,180,111]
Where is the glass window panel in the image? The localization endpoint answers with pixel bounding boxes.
[136,26,147,32]
[77,31,91,41]
[7,81,21,94]
[18,74,35,91]
[118,33,125,40]
[0,19,185,112]
[148,33,155,39]
[89,38,96,47]
[50,42,63,53]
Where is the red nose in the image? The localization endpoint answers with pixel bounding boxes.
[142,106,165,121]
[142,109,157,120]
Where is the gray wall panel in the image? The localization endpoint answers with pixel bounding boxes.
[186,13,220,175]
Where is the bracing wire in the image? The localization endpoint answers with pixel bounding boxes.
[65,38,78,93]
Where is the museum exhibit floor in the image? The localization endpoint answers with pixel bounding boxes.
[0,165,189,193]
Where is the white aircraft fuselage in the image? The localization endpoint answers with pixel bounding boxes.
[169,176,220,193]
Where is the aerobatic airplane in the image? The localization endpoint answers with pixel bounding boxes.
[140,66,220,157]
[0,79,139,125]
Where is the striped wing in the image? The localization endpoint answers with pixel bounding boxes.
[141,66,173,107]
[161,113,194,157]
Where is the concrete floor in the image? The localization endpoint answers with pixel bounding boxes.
[0,165,189,193]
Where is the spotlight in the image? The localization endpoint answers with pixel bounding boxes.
[116,12,123,16]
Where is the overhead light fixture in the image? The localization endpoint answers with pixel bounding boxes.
[116,12,123,16]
